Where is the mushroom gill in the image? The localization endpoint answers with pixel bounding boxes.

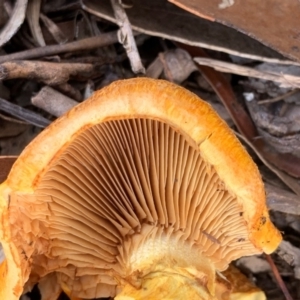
[11,118,259,298]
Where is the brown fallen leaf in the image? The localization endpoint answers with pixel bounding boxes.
[0,0,28,47]
[277,241,300,280]
[159,48,197,83]
[26,0,45,47]
[265,183,300,215]
[81,0,288,63]
[169,0,300,62]
[40,13,68,45]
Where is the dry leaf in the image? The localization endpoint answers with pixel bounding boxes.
[265,183,300,215]
[159,48,197,83]
[277,241,300,280]
[0,0,28,47]
[81,0,285,63]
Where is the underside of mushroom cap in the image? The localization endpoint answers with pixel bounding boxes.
[0,78,281,299]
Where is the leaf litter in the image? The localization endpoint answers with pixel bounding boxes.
[0,1,300,299]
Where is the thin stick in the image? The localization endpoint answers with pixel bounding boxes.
[110,0,145,74]
[0,31,119,63]
[265,254,294,300]
[258,89,299,105]
[0,60,96,85]
[0,97,50,127]
[194,57,300,89]
[31,86,78,117]
[0,112,28,124]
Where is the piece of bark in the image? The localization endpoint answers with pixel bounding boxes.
[0,0,28,47]
[110,0,145,74]
[40,13,68,45]
[82,0,292,64]
[159,49,197,83]
[277,241,300,280]
[265,183,300,215]
[26,0,45,47]
[194,57,300,89]
[0,97,50,127]
[0,61,96,85]
[146,56,164,79]
[31,86,78,117]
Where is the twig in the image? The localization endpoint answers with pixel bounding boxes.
[61,52,127,64]
[110,0,145,74]
[0,31,119,63]
[0,60,97,85]
[0,112,28,124]
[265,254,294,300]
[258,89,299,105]
[0,0,28,47]
[40,13,68,44]
[31,86,78,117]
[82,0,300,66]
[0,97,50,128]
[194,57,300,89]
[26,0,45,47]
[146,56,163,78]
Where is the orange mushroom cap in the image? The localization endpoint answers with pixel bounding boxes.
[0,78,281,299]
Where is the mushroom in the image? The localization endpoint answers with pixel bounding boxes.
[216,265,267,300]
[0,78,281,299]
[229,267,267,300]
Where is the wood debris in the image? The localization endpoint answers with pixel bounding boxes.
[0,1,299,299]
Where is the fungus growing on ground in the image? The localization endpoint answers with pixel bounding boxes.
[216,265,267,300]
[0,78,281,299]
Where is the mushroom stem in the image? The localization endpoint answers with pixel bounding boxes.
[115,228,217,299]
[116,269,218,300]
